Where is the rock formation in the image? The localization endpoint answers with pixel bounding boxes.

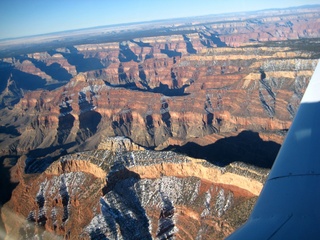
[0,5,320,239]
[2,137,266,239]
[0,40,318,156]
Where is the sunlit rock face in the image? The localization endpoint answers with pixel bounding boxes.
[0,7,319,155]
[0,47,318,156]
[0,6,320,240]
[2,137,265,239]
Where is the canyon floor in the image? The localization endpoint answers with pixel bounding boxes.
[1,5,320,239]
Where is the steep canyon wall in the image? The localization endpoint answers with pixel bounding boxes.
[1,6,320,239]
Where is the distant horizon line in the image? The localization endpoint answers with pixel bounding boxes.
[1,3,319,42]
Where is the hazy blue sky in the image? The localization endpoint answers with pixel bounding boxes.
[0,0,319,39]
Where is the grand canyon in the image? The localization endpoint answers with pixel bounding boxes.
[1,5,320,239]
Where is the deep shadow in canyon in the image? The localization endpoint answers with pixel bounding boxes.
[0,156,19,205]
[119,43,139,63]
[15,55,72,82]
[25,142,77,174]
[49,46,104,73]
[104,81,190,96]
[165,130,281,168]
[101,163,152,240]
[0,155,19,232]
[0,130,280,234]
[183,35,197,54]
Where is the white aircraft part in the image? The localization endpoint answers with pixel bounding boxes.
[227,59,320,239]
[301,60,320,103]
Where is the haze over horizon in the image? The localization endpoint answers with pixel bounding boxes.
[1,0,320,40]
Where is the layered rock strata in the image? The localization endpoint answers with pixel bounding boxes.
[0,44,318,157]
[0,29,318,239]
[0,6,320,240]
[2,137,266,239]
